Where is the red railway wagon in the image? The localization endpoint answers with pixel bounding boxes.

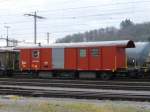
[19,40,135,79]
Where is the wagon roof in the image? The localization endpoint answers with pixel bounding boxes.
[0,47,19,52]
[16,40,135,49]
[127,42,150,55]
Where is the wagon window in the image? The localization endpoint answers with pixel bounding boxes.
[80,49,86,57]
[91,48,99,56]
[32,50,40,58]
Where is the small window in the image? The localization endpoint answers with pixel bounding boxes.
[32,50,40,58]
[80,49,86,57]
[91,48,99,56]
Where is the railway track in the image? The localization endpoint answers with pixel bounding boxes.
[0,78,150,91]
[0,78,150,101]
[0,85,150,101]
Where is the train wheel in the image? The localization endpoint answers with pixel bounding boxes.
[128,72,139,79]
[30,71,39,78]
[6,71,13,77]
[75,71,79,79]
[79,72,96,79]
[100,73,112,80]
[60,72,75,79]
[0,70,5,76]
[38,72,53,78]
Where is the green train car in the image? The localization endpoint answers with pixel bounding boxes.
[0,48,19,76]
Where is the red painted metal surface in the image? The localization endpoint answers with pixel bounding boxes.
[101,46,116,70]
[89,47,101,70]
[64,48,77,70]
[20,49,31,70]
[19,43,129,72]
[40,48,52,70]
[30,49,41,70]
[77,48,89,70]
[116,48,126,68]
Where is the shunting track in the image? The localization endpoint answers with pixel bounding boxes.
[0,78,150,101]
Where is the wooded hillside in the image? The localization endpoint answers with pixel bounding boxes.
[56,19,150,43]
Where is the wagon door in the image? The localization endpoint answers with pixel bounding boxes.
[89,48,101,70]
[40,48,52,70]
[101,47,116,70]
[52,48,64,69]
[31,49,41,70]
[20,49,31,70]
[77,48,89,70]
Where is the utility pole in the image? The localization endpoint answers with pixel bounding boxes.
[4,26,10,47]
[24,11,45,44]
[47,32,50,44]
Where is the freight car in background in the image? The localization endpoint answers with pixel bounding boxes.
[18,40,137,79]
[126,42,150,77]
[0,48,19,76]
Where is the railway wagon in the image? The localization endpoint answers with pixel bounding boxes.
[126,42,150,77]
[19,40,135,79]
[0,48,19,76]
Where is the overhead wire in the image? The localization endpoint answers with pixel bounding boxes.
[38,0,150,13]
[1,7,149,26]
[0,0,149,17]
[0,0,149,41]
[3,7,150,26]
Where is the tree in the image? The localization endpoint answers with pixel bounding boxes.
[120,19,134,29]
[148,36,150,42]
[56,20,150,43]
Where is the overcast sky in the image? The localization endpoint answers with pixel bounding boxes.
[0,0,150,45]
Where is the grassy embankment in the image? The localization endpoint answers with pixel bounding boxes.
[0,99,150,112]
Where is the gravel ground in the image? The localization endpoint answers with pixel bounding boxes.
[0,95,150,112]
